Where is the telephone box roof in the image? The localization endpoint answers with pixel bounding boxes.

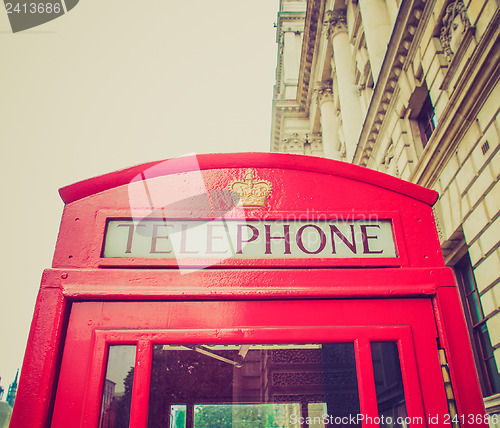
[59,152,438,206]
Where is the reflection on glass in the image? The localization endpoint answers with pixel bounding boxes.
[193,403,301,428]
[170,405,187,428]
[147,343,360,427]
[371,342,408,428]
[99,345,136,428]
[467,291,483,325]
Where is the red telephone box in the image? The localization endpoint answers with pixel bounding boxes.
[11,153,488,427]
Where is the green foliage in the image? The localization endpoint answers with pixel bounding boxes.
[193,404,279,428]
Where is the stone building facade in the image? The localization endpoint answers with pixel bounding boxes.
[271,0,500,416]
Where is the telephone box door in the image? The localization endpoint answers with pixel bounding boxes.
[51,298,451,428]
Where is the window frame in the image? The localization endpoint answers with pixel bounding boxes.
[416,93,436,148]
[49,299,449,428]
[454,253,500,397]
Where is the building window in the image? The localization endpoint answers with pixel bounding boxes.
[407,85,436,150]
[416,93,436,148]
[454,253,500,396]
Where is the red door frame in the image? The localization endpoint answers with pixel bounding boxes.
[13,267,487,427]
[10,153,488,427]
[53,299,440,428]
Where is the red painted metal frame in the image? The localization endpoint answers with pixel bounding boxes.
[58,153,438,205]
[51,299,441,428]
[84,327,419,428]
[9,286,69,428]
[12,267,487,427]
[10,153,487,427]
[40,266,455,300]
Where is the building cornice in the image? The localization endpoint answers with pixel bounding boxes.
[296,0,323,112]
[353,0,427,166]
[274,12,307,100]
[271,4,310,152]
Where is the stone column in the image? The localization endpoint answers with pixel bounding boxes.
[324,9,363,163]
[315,81,341,160]
[357,0,392,83]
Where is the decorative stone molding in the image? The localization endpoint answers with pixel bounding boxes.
[282,27,304,35]
[274,11,307,101]
[340,141,347,158]
[296,0,322,113]
[440,0,470,63]
[381,142,394,170]
[323,9,348,39]
[338,126,347,158]
[281,132,323,153]
[379,141,400,176]
[307,133,323,151]
[281,133,307,152]
[278,25,304,55]
[355,47,370,76]
[314,80,334,105]
[271,99,302,152]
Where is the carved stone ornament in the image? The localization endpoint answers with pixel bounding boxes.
[440,0,470,62]
[281,133,323,155]
[381,142,394,169]
[323,9,347,39]
[338,126,347,158]
[307,133,323,151]
[314,80,334,105]
[228,169,272,209]
[281,133,307,152]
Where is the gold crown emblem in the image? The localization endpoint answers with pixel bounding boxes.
[228,169,272,209]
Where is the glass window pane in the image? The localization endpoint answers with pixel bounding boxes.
[99,345,136,428]
[484,357,500,395]
[170,405,186,428]
[147,343,361,428]
[478,324,495,359]
[477,325,500,393]
[371,342,408,428]
[461,261,477,294]
[467,291,483,325]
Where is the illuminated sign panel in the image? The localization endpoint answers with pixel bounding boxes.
[103,219,397,259]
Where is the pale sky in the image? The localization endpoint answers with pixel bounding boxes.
[0,0,279,392]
